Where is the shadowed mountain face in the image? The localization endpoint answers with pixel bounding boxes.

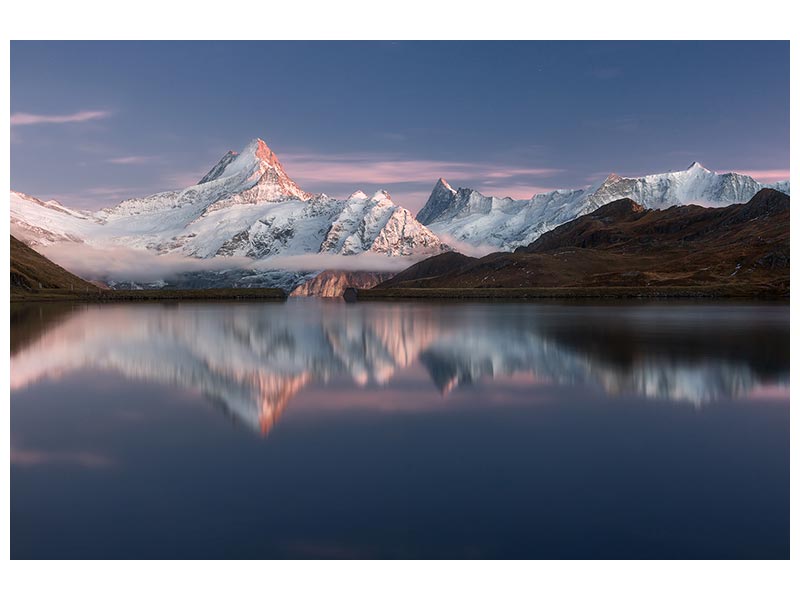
[10,300,788,436]
[378,189,789,293]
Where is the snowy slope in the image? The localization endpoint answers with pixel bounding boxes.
[419,162,791,251]
[10,191,97,246]
[10,138,449,277]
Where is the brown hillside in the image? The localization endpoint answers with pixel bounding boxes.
[11,235,99,296]
[376,189,789,295]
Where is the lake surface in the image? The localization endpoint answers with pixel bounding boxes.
[10,299,789,559]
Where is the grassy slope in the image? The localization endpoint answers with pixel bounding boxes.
[11,234,99,295]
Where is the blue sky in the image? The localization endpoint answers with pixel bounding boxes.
[10,41,790,212]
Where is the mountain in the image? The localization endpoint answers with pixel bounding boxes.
[10,138,449,289]
[418,162,790,251]
[11,142,790,292]
[378,189,789,294]
[11,234,100,298]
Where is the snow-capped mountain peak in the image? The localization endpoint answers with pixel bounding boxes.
[373,189,393,203]
[436,177,455,192]
[348,190,369,201]
[204,137,311,202]
[416,177,458,225]
[686,160,709,172]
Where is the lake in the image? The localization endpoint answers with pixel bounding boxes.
[10,299,789,559]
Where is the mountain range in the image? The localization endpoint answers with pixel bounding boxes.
[9,136,790,290]
[376,188,790,295]
[417,163,789,250]
[11,139,446,261]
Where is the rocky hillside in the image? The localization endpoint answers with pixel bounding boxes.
[377,189,789,295]
[290,270,395,297]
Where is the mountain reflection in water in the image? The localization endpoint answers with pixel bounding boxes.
[10,300,789,435]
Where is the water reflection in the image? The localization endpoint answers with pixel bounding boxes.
[10,300,789,434]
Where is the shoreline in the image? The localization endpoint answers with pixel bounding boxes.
[347,284,789,301]
[11,287,287,303]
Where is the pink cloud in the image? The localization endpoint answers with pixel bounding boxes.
[719,169,790,182]
[106,155,158,165]
[159,170,205,189]
[10,109,112,126]
[477,184,556,199]
[280,153,563,187]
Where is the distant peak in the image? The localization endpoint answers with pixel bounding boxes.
[348,190,368,201]
[686,161,709,172]
[369,190,394,204]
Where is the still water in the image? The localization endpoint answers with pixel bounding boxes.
[10,299,789,559]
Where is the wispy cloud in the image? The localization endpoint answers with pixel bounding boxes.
[719,168,790,182]
[477,184,557,200]
[158,170,204,190]
[280,153,563,187]
[106,155,158,165]
[10,109,112,127]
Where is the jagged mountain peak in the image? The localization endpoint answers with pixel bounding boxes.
[686,161,710,172]
[373,189,392,202]
[201,137,311,201]
[435,177,455,192]
[417,177,459,225]
[245,137,280,166]
[349,190,369,201]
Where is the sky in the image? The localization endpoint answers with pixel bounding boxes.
[10,41,790,213]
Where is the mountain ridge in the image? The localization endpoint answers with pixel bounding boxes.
[10,138,450,289]
[417,164,790,251]
[376,189,789,295]
[9,138,790,291]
